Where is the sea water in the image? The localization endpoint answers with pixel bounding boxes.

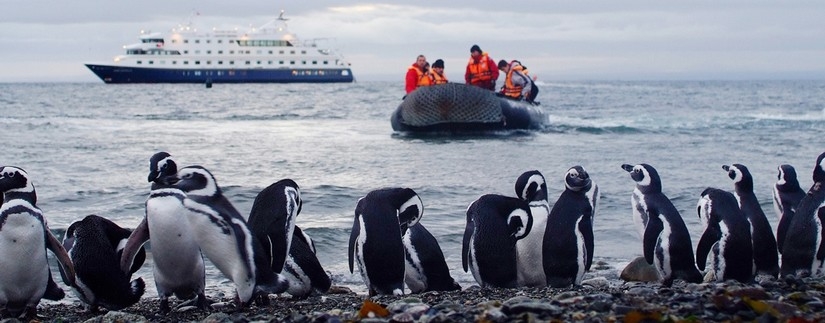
[1,80,824,301]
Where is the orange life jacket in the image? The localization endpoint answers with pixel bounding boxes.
[409,66,432,87]
[502,62,526,99]
[429,70,448,85]
[467,52,493,84]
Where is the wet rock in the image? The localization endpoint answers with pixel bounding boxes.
[83,311,149,323]
[620,256,660,282]
[582,277,609,288]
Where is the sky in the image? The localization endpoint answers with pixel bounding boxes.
[1,1,824,82]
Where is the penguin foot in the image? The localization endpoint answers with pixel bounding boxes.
[42,277,66,301]
[159,298,171,314]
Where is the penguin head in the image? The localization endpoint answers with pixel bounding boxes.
[697,187,721,227]
[507,207,532,240]
[564,166,592,192]
[0,166,34,195]
[776,164,800,188]
[722,164,753,190]
[148,152,177,183]
[814,151,825,183]
[396,189,423,234]
[621,163,661,193]
[515,170,548,202]
[164,166,221,198]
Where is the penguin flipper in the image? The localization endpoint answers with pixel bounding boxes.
[120,218,150,274]
[348,212,360,274]
[642,215,664,265]
[775,209,794,254]
[461,208,474,273]
[696,225,720,271]
[817,208,825,262]
[45,227,75,287]
[580,214,595,271]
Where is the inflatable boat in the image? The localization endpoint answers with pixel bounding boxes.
[391,83,548,133]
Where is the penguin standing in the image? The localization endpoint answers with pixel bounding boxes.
[462,194,532,288]
[780,152,825,277]
[63,214,146,311]
[542,166,599,288]
[120,152,208,312]
[403,222,461,293]
[163,166,287,308]
[348,187,423,296]
[723,164,779,279]
[0,166,75,319]
[621,163,702,285]
[696,188,754,283]
[282,226,331,297]
[514,170,551,287]
[771,164,806,254]
[246,179,330,298]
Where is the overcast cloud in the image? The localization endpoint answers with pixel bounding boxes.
[1,1,823,82]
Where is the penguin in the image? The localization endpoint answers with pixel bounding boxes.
[696,188,754,283]
[771,164,806,254]
[462,194,532,288]
[62,214,146,312]
[0,166,75,319]
[348,187,423,296]
[120,152,208,313]
[722,164,779,278]
[513,170,551,287]
[621,163,703,285]
[780,151,825,277]
[542,166,599,288]
[282,226,331,297]
[246,179,301,279]
[403,222,461,293]
[163,165,287,308]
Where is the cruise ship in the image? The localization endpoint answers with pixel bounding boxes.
[85,11,354,84]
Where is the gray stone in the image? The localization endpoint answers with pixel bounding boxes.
[199,312,232,323]
[620,256,660,282]
[83,311,149,323]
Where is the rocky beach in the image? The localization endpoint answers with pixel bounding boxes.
[14,261,824,323]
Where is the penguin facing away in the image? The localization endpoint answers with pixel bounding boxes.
[246,179,301,277]
[621,163,703,285]
[542,166,599,288]
[163,165,287,308]
[771,164,806,254]
[780,151,825,277]
[349,187,423,296]
[403,222,461,293]
[722,164,779,279]
[462,194,532,288]
[282,226,331,297]
[696,188,754,283]
[120,152,208,313]
[63,215,146,312]
[0,166,76,319]
[514,170,551,287]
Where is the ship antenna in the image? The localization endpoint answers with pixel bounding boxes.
[277,10,289,21]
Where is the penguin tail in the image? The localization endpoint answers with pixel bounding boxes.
[256,273,290,295]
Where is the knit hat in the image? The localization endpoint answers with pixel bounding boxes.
[470,45,481,53]
[497,60,508,69]
[432,59,444,69]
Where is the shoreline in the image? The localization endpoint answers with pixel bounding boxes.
[27,274,825,322]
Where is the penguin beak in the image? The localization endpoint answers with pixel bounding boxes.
[147,171,159,183]
[722,165,730,172]
[621,164,634,172]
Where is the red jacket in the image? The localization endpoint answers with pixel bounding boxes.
[406,63,425,94]
[464,53,499,85]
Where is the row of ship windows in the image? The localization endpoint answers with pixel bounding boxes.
[135,60,332,66]
[181,70,339,77]
[127,49,309,55]
[184,49,306,55]
[161,39,294,47]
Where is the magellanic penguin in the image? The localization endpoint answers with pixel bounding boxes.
[63,214,146,312]
[0,166,75,319]
[722,164,779,279]
[771,164,806,254]
[780,152,825,277]
[163,166,287,308]
[282,226,331,297]
[120,152,208,312]
[542,166,599,288]
[403,222,461,293]
[696,188,755,283]
[349,187,423,296]
[514,170,551,287]
[621,163,703,286]
[462,194,532,288]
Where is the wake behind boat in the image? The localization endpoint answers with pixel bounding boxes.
[391,83,548,133]
[85,11,354,84]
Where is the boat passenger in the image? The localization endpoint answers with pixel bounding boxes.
[428,59,448,85]
[498,59,538,103]
[465,45,498,91]
[405,55,429,94]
